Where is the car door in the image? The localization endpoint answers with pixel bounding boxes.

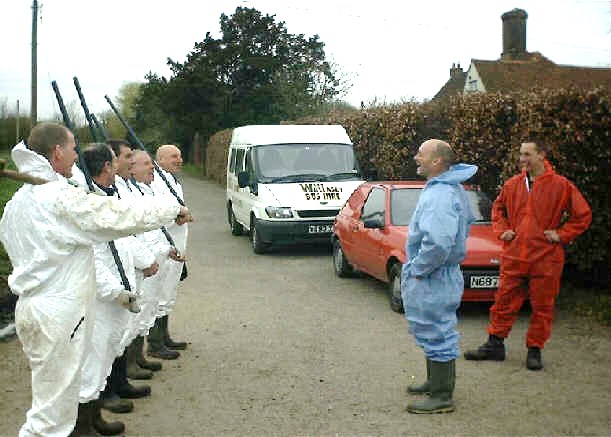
[232,148,249,225]
[339,184,372,265]
[352,187,387,279]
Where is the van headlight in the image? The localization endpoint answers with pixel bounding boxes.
[265,206,293,218]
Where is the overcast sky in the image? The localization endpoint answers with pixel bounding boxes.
[1,0,609,120]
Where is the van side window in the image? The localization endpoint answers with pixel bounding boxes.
[234,149,245,174]
[361,188,386,223]
[229,149,237,174]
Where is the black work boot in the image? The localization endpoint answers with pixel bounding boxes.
[92,400,125,436]
[134,335,162,371]
[407,358,431,395]
[407,360,455,414]
[69,402,95,436]
[464,335,506,361]
[526,347,543,371]
[148,317,180,360]
[126,339,154,380]
[115,352,151,399]
[163,315,187,350]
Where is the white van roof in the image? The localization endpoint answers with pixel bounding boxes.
[231,124,352,146]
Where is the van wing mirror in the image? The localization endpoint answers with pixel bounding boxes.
[363,215,384,229]
[237,171,250,188]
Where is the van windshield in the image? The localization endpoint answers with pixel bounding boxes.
[254,143,361,183]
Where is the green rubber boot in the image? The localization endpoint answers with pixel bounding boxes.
[407,358,431,395]
[407,360,455,414]
[148,317,179,360]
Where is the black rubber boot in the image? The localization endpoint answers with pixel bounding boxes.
[464,335,506,361]
[407,358,431,395]
[134,335,162,371]
[163,315,187,350]
[148,317,180,360]
[126,340,154,380]
[114,352,151,399]
[101,358,134,413]
[92,400,125,436]
[69,402,95,436]
[407,360,455,414]
[526,347,543,371]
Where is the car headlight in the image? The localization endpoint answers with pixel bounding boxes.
[265,206,293,218]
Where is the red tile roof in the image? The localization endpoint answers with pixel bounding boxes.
[472,53,611,93]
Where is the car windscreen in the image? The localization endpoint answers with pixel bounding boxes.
[390,188,493,225]
[254,143,361,183]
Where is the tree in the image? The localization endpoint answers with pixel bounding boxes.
[133,6,346,156]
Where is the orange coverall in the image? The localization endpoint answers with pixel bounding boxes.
[488,161,592,348]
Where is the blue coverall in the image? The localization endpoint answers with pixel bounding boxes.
[401,164,477,361]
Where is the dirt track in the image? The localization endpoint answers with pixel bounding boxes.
[1,175,610,436]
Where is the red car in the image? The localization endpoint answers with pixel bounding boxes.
[331,181,502,313]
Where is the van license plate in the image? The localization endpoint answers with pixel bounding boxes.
[308,224,333,234]
[470,276,499,288]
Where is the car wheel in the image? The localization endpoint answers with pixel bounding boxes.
[250,218,269,254]
[228,205,243,236]
[332,239,354,277]
[388,263,404,313]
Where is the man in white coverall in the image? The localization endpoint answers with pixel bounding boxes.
[0,123,189,437]
[132,150,186,360]
[108,139,163,380]
[78,144,160,435]
[148,145,188,358]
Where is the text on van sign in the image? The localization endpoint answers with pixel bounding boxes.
[300,183,343,201]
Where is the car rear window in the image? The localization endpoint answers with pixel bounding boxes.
[390,189,421,225]
[390,188,493,225]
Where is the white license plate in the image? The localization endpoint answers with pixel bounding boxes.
[308,224,333,234]
[470,275,499,288]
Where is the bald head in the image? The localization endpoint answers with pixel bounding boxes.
[415,139,457,179]
[156,144,183,174]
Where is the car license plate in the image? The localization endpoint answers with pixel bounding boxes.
[470,275,499,288]
[308,224,333,234]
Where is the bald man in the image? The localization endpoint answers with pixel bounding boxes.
[147,144,189,357]
[401,139,477,414]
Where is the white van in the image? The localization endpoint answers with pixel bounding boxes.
[226,124,364,253]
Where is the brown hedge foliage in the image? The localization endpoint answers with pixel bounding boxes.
[204,88,609,277]
[205,128,234,186]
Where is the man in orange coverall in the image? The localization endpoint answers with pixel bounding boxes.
[464,138,592,370]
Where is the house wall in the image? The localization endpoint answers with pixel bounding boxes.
[464,64,486,93]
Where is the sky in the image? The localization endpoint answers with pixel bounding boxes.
[1,0,609,120]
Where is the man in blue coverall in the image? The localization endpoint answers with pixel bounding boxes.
[401,139,476,414]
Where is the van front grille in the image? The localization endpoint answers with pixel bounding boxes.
[296,209,340,218]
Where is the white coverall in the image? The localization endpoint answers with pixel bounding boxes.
[0,143,181,437]
[126,179,175,338]
[78,182,157,403]
[150,169,188,316]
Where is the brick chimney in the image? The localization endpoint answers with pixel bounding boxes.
[450,62,463,79]
[501,8,528,60]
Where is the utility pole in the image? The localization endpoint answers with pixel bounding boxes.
[16,100,20,143]
[31,0,38,127]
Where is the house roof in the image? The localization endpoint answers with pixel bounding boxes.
[472,53,611,93]
[433,70,467,101]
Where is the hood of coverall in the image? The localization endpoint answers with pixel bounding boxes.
[426,163,478,187]
[11,141,60,182]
